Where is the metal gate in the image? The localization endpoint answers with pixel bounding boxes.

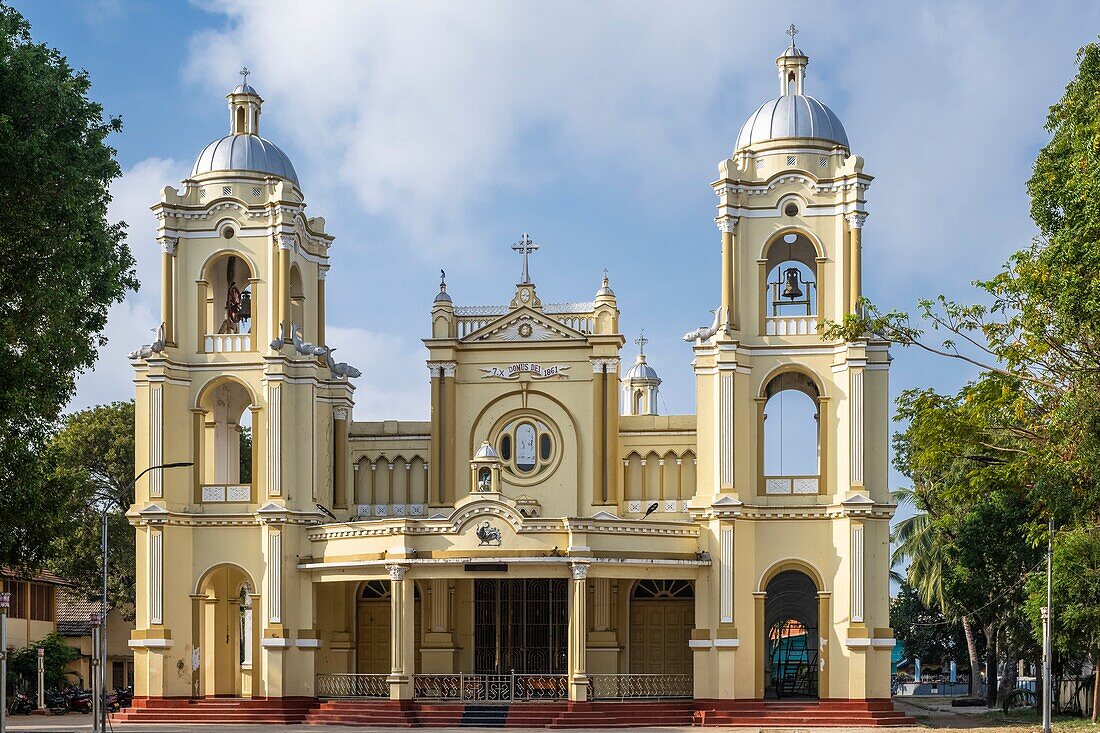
[768,619,818,698]
[474,578,567,674]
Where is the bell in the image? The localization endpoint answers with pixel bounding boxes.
[781,267,803,300]
[239,290,252,320]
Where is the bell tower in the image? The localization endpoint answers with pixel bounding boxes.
[130,70,359,702]
[689,31,895,703]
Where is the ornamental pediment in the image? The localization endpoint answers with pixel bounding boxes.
[461,306,587,344]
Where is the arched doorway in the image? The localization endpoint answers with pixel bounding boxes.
[629,579,694,675]
[195,564,257,697]
[763,570,819,699]
[355,580,422,674]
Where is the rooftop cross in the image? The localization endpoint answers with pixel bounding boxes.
[635,330,648,355]
[240,66,251,86]
[786,24,798,48]
[512,233,540,284]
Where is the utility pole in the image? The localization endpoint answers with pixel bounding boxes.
[91,615,101,733]
[1,591,10,733]
[1042,517,1053,733]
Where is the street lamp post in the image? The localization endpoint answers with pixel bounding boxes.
[1,591,10,733]
[97,461,192,733]
[91,614,100,733]
[35,648,43,712]
[1042,517,1053,733]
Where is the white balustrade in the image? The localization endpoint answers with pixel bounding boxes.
[765,316,818,336]
[205,332,252,352]
[764,476,820,495]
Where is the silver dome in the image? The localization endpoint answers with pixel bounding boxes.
[624,358,660,382]
[735,94,848,151]
[232,83,258,95]
[474,442,498,459]
[191,134,299,186]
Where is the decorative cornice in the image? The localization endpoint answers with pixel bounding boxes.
[846,212,868,229]
[386,564,408,581]
[427,361,457,378]
[714,216,739,234]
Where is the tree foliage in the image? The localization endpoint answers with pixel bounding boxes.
[6,632,79,692]
[45,401,136,614]
[0,1,135,568]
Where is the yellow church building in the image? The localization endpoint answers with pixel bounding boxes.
[121,34,911,727]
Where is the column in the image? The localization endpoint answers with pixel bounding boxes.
[387,565,415,699]
[333,407,349,509]
[846,213,867,314]
[427,364,443,505]
[149,528,163,625]
[817,591,832,699]
[603,359,620,505]
[753,592,766,698]
[277,235,294,341]
[158,237,177,344]
[568,563,589,702]
[716,216,738,330]
[442,363,456,505]
[317,265,328,346]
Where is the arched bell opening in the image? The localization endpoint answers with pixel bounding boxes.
[628,580,694,676]
[201,252,254,352]
[196,378,257,501]
[763,570,819,699]
[194,564,259,698]
[761,231,820,336]
[289,264,306,337]
[760,370,824,496]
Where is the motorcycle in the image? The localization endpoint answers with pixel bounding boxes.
[6,690,34,715]
[65,687,93,714]
[115,686,134,709]
[43,688,70,716]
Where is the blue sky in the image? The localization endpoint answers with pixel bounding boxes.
[19,1,1100,509]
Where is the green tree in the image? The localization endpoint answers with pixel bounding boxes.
[0,2,136,569]
[7,632,79,692]
[890,582,968,672]
[1025,528,1100,722]
[45,401,136,614]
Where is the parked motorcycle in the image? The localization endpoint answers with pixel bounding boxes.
[6,690,33,715]
[114,686,134,709]
[43,688,70,715]
[65,687,93,714]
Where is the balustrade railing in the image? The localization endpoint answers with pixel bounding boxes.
[316,673,389,698]
[205,332,252,352]
[765,315,818,336]
[764,475,820,495]
[589,674,693,700]
[413,673,568,702]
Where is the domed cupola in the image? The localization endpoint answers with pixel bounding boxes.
[734,26,848,152]
[190,68,300,186]
[622,331,662,416]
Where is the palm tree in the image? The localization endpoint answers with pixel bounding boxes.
[891,484,980,695]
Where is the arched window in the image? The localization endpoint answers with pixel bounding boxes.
[762,371,821,495]
[235,106,246,134]
[764,232,818,335]
[203,253,253,352]
[632,579,694,599]
[289,265,305,334]
[199,379,254,500]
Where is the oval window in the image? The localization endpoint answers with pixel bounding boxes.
[515,423,537,472]
[539,433,552,461]
[500,434,511,461]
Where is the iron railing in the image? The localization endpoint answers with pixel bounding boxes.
[316,674,389,698]
[413,673,568,702]
[589,674,693,700]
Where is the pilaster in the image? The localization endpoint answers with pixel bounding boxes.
[568,563,589,701]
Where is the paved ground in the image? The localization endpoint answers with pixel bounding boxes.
[1,698,1080,732]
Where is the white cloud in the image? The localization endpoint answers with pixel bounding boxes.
[326,326,428,421]
[69,157,190,412]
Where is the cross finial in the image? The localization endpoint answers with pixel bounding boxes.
[511,233,540,284]
[239,66,250,86]
[635,330,648,355]
[786,24,798,48]
[439,268,447,291]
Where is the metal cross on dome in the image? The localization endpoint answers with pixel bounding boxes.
[512,233,540,284]
[635,330,648,355]
[240,66,250,85]
[786,24,798,47]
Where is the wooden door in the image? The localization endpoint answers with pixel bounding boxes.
[357,600,391,674]
[629,600,693,674]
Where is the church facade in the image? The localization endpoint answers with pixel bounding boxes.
[126,38,899,721]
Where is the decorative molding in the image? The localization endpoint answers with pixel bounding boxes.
[846,212,868,229]
[277,234,297,250]
[850,369,864,486]
[269,383,281,496]
[570,562,590,580]
[844,638,872,648]
[590,357,620,374]
[427,361,456,378]
[149,385,163,498]
[720,372,734,489]
[333,406,350,421]
[268,529,282,623]
[713,638,740,648]
[317,264,330,281]
[688,639,713,649]
[720,526,734,624]
[157,236,178,255]
[386,563,408,581]
[714,216,739,234]
[149,528,163,625]
[593,577,612,631]
[851,523,865,623]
